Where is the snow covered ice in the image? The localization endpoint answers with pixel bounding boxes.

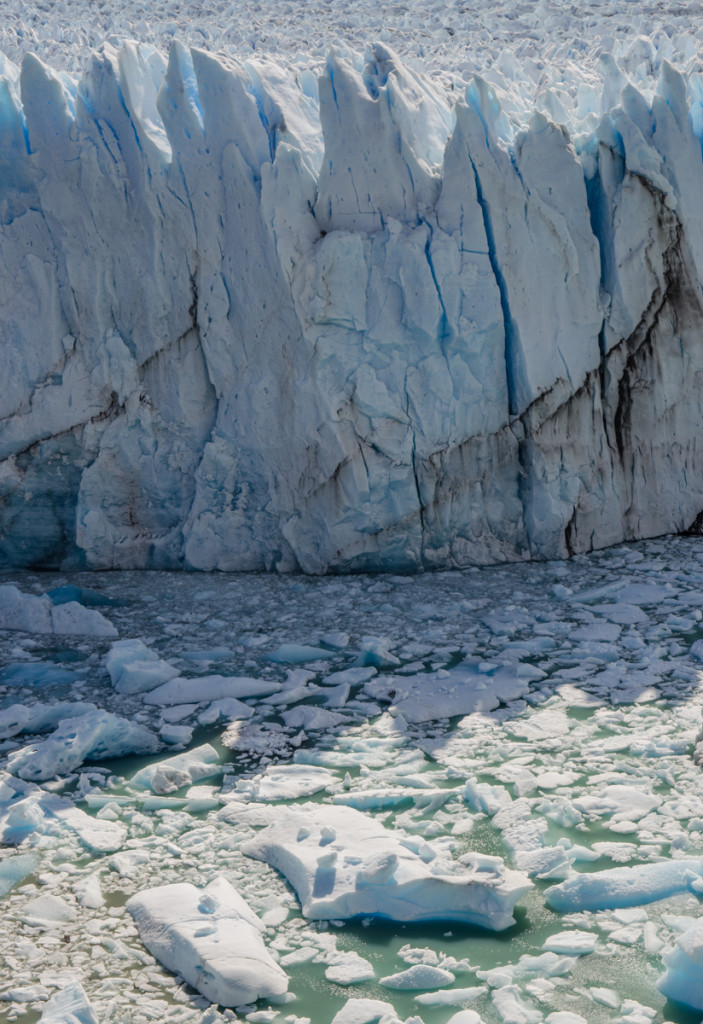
[126,876,289,1006]
[241,803,532,929]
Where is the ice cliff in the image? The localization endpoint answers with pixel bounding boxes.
[3,40,703,572]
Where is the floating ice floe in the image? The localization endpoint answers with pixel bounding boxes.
[0,585,117,637]
[0,772,126,852]
[129,743,221,794]
[106,638,180,694]
[126,876,288,1007]
[242,804,532,929]
[657,918,703,1010]
[546,858,703,912]
[364,662,535,723]
[0,701,97,740]
[234,764,336,801]
[142,673,281,705]
[6,710,160,781]
[38,982,98,1024]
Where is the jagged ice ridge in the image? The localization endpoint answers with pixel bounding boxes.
[3,39,703,572]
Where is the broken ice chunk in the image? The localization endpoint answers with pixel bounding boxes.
[657,917,703,1011]
[130,743,221,794]
[380,964,455,989]
[546,858,703,912]
[106,638,180,694]
[241,804,531,930]
[38,982,98,1024]
[142,674,281,705]
[0,584,117,637]
[6,710,160,780]
[126,876,288,1007]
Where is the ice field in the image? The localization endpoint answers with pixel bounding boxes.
[2,537,703,1022]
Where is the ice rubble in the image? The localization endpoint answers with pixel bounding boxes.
[126,876,289,1006]
[242,803,531,929]
[4,38,703,573]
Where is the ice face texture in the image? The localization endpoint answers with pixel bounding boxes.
[4,40,703,572]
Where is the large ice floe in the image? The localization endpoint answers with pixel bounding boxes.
[241,803,531,929]
[126,876,289,1006]
[6,22,703,572]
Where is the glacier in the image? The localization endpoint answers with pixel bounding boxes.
[2,40,703,572]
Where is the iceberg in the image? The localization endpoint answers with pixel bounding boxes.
[0,585,117,636]
[126,876,289,1007]
[657,918,703,1011]
[1,40,703,573]
[241,803,531,930]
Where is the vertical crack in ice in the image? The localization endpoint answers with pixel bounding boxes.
[467,153,519,418]
[403,369,426,568]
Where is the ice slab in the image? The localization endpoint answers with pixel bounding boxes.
[657,918,703,1010]
[129,743,221,793]
[106,638,180,694]
[365,663,530,723]
[546,858,703,912]
[0,585,117,637]
[142,674,281,705]
[39,982,98,1024]
[242,803,532,929]
[126,876,288,1006]
[6,710,160,780]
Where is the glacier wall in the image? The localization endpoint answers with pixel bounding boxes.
[3,41,703,572]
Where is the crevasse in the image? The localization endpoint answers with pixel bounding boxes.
[2,39,703,573]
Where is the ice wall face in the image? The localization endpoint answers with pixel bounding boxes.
[3,40,703,573]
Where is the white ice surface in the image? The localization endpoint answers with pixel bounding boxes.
[0,586,117,637]
[126,875,289,1007]
[242,803,531,929]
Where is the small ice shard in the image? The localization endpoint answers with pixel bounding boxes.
[268,643,337,663]
[491,985,541,1024]
[415,987,487,1005]
[38,981,98,1024]
[546,858,703,912]
[0,584,117,637]
[325,950,375,984]
[542,930,597,955]
[106,638,180,694]
[126,876,288,1007]
[74,872,105,909]
[380,964,455,989]
[242,804,531,929]
[160,723,193,745]
[657,918,703,1010]
[130,743,221,793]
[197,697,254,725]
